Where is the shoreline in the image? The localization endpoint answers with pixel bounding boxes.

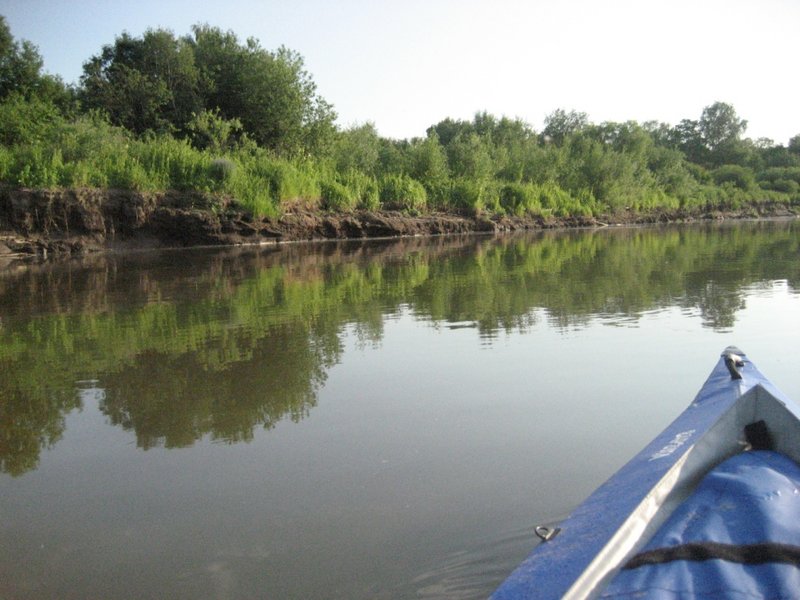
[1,187,797,262]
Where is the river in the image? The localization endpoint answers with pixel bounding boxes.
[1,220,799,599]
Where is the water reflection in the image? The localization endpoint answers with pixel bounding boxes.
[0,220,798,475]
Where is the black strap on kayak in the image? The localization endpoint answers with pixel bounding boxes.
[624,542,800,570]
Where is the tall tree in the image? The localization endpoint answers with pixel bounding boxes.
[543,109,588,145]
[189,25,336,156]
[0,16,71,107]
[409,131,449,186]
[333,122,380,173]
[788,134,800,155]
[697,101,751,167]
[80,29,201,135]
[699,101,747,152]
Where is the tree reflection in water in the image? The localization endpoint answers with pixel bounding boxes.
[0,220,798,474]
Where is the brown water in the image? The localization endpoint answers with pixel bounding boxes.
[1,221,799,599]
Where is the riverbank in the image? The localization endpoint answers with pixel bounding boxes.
[1,187,797,260]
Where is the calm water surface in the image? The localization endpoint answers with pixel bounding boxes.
[1,221,800,599]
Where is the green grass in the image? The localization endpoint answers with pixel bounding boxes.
[0,97,797,220]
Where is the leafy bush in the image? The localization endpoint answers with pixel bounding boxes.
[450,179,486,215]
[188,109,246,153]
[0,94,63,146]
[712,165,755,191]
[757,166,800,186]
[763,179,799,194]
[209,158,236,185]
[320,180,357,212]
[379,174,427,212]
[499,183,542,216]
[358,178,380,211]
[335,170,380,210]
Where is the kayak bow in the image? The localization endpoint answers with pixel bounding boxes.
[492,346,800,599]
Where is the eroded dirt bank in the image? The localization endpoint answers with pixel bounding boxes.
[0,187,796,260]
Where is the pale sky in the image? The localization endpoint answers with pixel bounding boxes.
[2,0,799,143]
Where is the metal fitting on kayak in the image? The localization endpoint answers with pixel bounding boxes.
[724,352,744,380]
[535,526,561,542]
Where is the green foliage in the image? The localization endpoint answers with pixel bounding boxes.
[450,178,489,215]
[543,109,588,145]
[338,170,380,210]
[379,174,427,212]
[187,109,247,152]
[320,179,357,212]
[333,123,380,174]
[758,166,800,186]
[0,12,796,225]
[0,16,72,107]
[699,102,747,153]
[75,22,336,156]
[446,132,494,180]
[208,158,236,184]
[789,135,800,155]
[0,93,64,146]
[712,164,756,191]
[188,25,336,156]
[764,179,800,195]
[80,29,200,135]
[499,182,541,216]
[409,132,449,188]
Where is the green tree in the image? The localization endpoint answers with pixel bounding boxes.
[427,117,472,147]
[80,29,201,135]
[447,131,494,180]
[376,137,410,176]
[0,16,42,99]
[698,102,749,167]
[189,25,336,156]
[0,16,72,108]
[699,102,747,152]
[409,131,449,187]
[789,134,800,155]
[333,122,380,174]
[670,119,708,164]
[543,109,588,145]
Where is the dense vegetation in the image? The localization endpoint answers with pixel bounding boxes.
[1,16,799,220]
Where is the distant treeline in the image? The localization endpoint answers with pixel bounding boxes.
[1,16,799,219]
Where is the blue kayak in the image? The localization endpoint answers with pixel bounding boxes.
[492,347,800,599]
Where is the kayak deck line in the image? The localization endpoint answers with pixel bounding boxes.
[623,541,800,569]
[602,449,800,597]
[491,347,800,600]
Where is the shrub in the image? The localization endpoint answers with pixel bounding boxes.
[712,165,755,191]
[757,166,800,187]
[187,109,245,153]
[320,180,357,212]
[764,179,800,194]
[227,167,279,218]
[209,158,236,185]
[0,94,63,147]
[358,178,380,211]
[0,146,12,181]
[450,179,485,215]
[379,174,427,212]
[499,182,542,216]
[338,170,380,210]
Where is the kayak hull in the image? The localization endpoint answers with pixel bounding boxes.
[491,347,800,599]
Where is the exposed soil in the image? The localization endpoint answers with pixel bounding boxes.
[0,187,796,261]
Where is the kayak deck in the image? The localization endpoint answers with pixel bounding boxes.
[600,449,800,598]
[491,348,800,599]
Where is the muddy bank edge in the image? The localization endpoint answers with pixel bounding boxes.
[1,187,796,260]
